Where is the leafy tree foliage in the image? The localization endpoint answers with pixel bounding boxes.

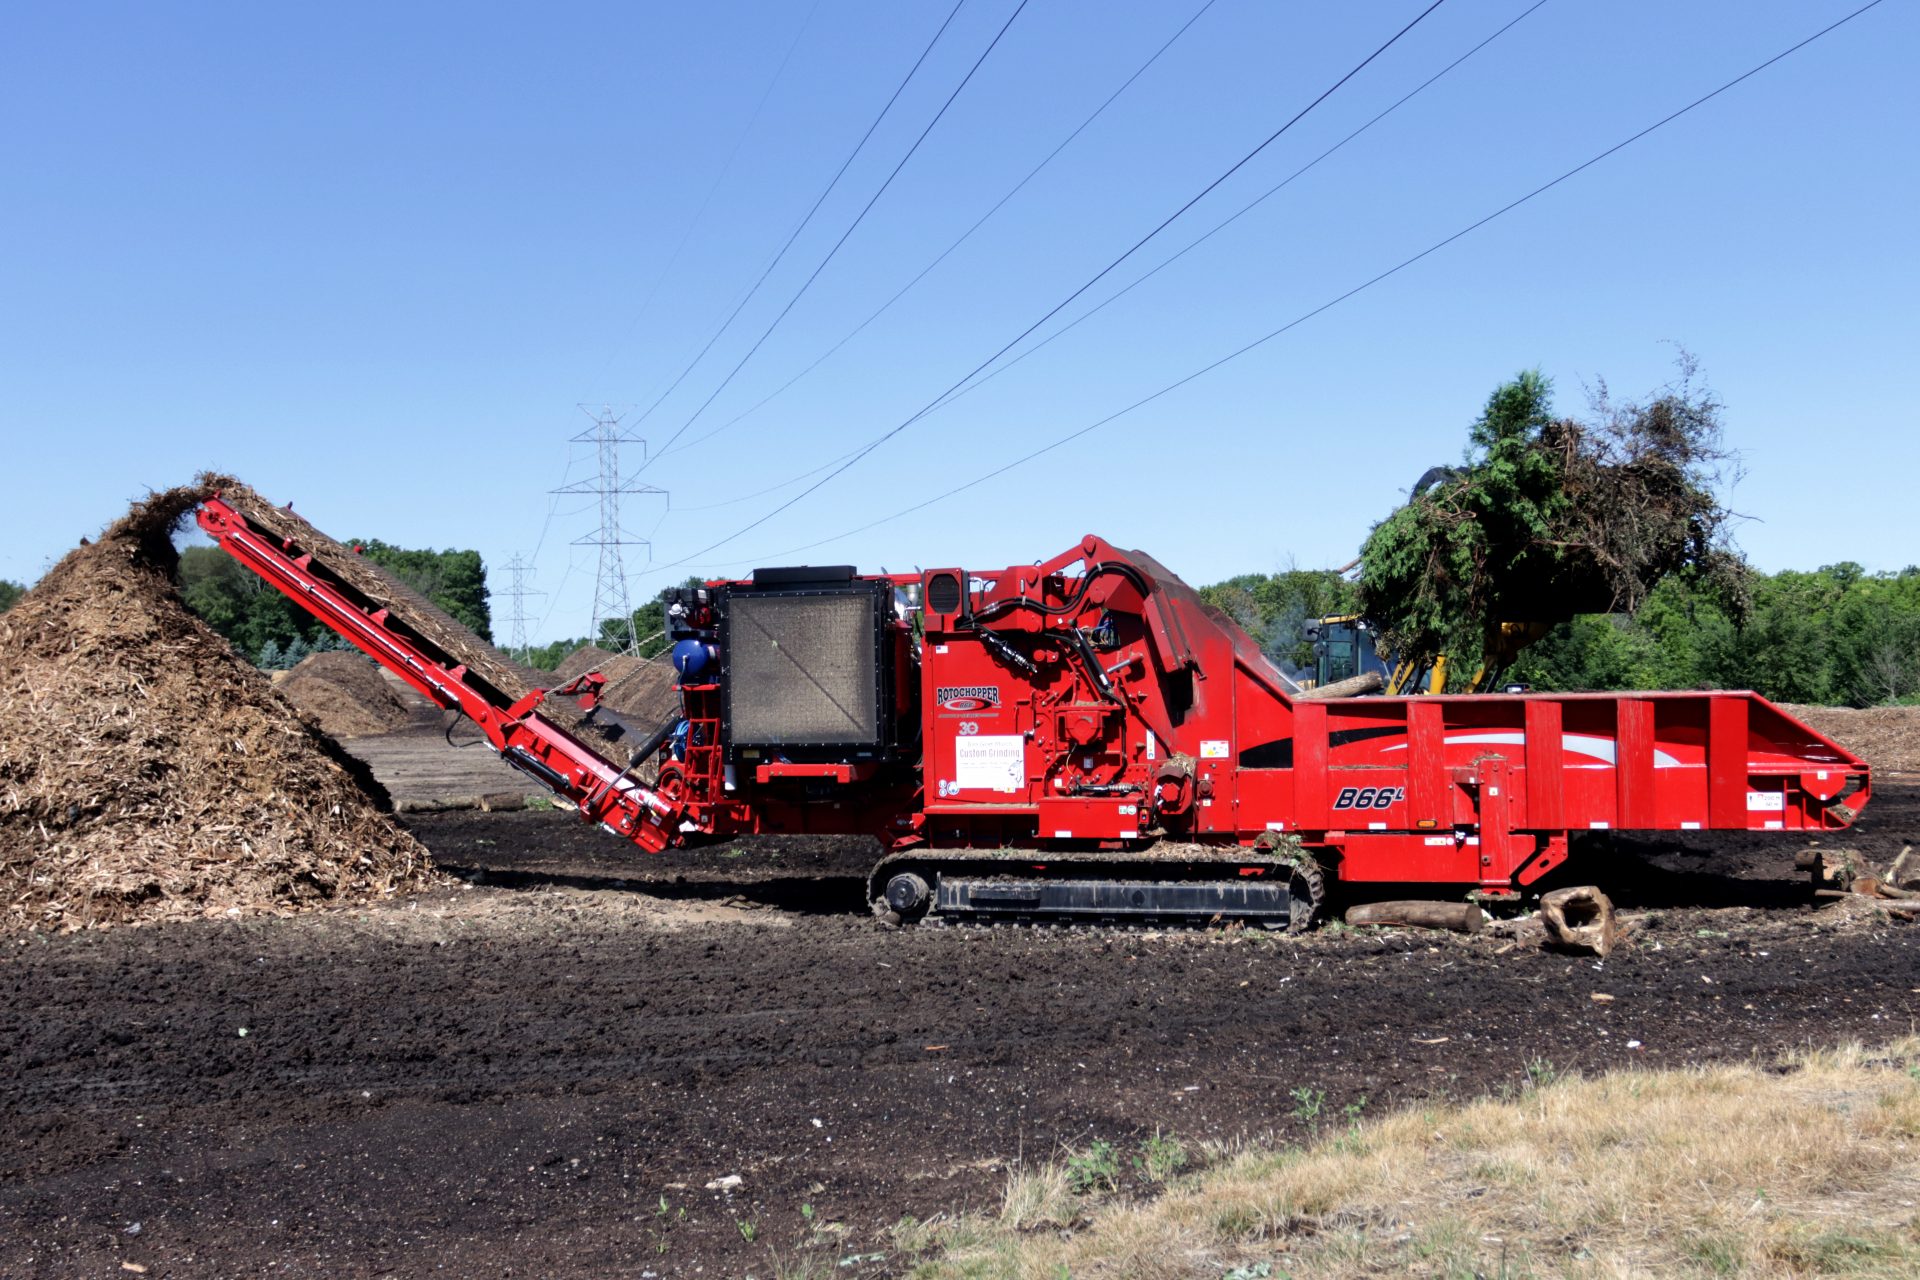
[1357,359,1743,686]
[1199,567,1357,675]
[1510,564,1920,707]
[178,546,323,662]
[179,540,493,667]
[351,539,492,640]
[0,579,23,613]
[1198,559,1920,709]
[521,636,591,670]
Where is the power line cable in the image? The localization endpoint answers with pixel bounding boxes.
[592,0,825,390]
[630,0,972,431]
[672,0,1890,573]
[673,447,866,512]
[650,0,1452,571]
[655,0,1222,462]
[642,0,1036,463]
[531,553,583,642]
[916,0,1554,420]
[526,441,590,566]
[681,0,1548,482]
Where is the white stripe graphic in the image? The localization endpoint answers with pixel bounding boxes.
[1377,731,1683,768]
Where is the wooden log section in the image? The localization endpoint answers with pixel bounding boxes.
[1540,885,1618,957]
[1296,670,1386,700]
[1345,900,1485,934]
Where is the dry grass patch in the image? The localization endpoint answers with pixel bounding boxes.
[907,1042,1920,1278]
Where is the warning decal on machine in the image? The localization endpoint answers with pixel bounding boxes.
[955,734,1024,793]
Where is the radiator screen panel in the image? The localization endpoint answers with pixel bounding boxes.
[728,593,878,745]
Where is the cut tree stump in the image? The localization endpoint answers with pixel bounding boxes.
[1539,885,1618,957]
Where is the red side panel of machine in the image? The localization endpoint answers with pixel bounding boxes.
[910,535,1870,887]
[1228,689,1867,888]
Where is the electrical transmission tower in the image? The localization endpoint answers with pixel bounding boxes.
[498,552,544,663]
[554,405,666,654]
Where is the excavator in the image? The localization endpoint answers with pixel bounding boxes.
[1303,461,1563,695]
[1305,615,1548,695]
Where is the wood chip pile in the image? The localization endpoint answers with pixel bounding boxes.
[597,656,680,729]
[552,644,615,682]
[1779,704,1920,775]
[0,482,438,933]
[279,651,411,738]
[549,645,681,731]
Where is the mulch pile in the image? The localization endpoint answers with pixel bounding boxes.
[1779,704,1920,775]
[279,651,411,738]
[552,644,615,683]
[0,481,438,933]
[598,656,679,728]
[549,644,681,730]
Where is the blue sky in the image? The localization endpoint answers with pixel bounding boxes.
[3,0,1914,643]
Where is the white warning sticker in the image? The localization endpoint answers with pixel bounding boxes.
[1200,739,1230,759]
[954,734,1024,793]
[1747,791,1786,812]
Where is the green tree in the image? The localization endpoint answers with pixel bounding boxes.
[1358,370,1567,673]
[1358,360,1742,688]
[1200,567,1357,674]
[181,539,493,667]
[178,545,314,658]
[1510,562,1920,707]
[352,539,493,640]
[0,579,24,613]
[522,636,591,671]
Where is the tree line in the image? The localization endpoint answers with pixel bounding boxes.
[1198,560,1920,708]
[173,540,491,670]
[10,542,1913,706]
[1197,360,1911,709]
[15,358,1904,710]
[517,579,698,669]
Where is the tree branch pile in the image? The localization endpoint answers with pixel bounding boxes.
[1357,358,1747,683]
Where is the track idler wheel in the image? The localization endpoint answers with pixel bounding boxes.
[1256,834,1327,933]
[883,872,930,917]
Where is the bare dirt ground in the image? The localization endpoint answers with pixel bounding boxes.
[4,772,1918,1278]
[332,676,538,810]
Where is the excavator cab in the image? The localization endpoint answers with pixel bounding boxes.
[1308,613,1550,695]
[1307,617,1390,687]
[1306,615,1447,695]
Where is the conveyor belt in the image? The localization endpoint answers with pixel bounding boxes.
[205,476,626,766]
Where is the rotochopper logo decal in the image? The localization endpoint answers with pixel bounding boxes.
[936,685,1001,712]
